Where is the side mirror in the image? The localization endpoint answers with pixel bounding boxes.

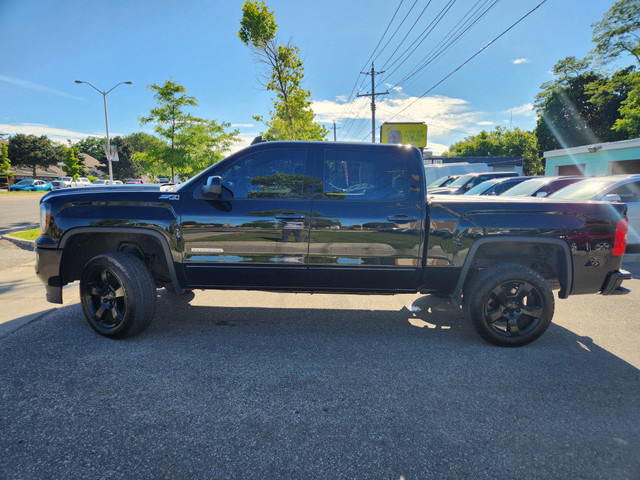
[202,176,222,196]
[535,191,548,197]
[602,193,621,202]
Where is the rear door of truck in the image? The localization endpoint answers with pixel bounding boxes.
[307,144,425,292]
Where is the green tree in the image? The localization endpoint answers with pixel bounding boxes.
[62,147,82,180]
[239,1,328,141]
[139,80,239,179]
[533,58,632,153]
[74,137,106,160]
[0,143,10,176]
[7,134,57,178]
[139,79,198,180]
[592,0,640,65]
[448,126,543,175]
[613,72,640,136]
[75,133,162,180]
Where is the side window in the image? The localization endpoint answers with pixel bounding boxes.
[323,149,408,201]
[220,149,306,199]
[610,181,640,202]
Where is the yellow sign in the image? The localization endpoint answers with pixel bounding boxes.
[380,122,427,148]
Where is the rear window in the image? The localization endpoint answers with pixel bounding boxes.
[549,178,618,200]
[502,178,547,196]
[323,149,410,201]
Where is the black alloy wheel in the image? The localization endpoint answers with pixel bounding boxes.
[464,263,554,347]
[80,253,156,338]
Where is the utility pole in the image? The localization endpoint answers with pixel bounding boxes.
[333,121,341,141]
[357,62,388,143]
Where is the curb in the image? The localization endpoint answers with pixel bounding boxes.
[1,234,35,250]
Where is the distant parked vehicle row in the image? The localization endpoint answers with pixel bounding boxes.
[464,176,533,196]
[9,179,52,192]
[501,176,585,198]
[429,171,519,195]
[91,179,123,185]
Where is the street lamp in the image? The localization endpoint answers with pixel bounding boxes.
[74,80,132,183]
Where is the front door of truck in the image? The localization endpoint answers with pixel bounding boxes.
[180,146,314,288]
[307,146,424,291]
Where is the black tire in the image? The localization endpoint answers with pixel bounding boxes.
[80,253,156,339]
[463,263,554,347]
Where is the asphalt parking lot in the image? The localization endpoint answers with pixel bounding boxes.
[1,272,639,479]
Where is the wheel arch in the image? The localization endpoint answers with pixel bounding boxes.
[59,227,182,293]
[452,236,573,301]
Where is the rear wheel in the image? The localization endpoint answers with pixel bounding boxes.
[463,263,554,347]
[80,253,156,338]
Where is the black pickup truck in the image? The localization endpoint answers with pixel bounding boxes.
[35,141,631,346]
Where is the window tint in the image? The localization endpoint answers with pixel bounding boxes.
[220,149,306,199]
[323,149,408,201]
[609,181,640,202]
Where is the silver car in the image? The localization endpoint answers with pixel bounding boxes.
[549,174,640,251]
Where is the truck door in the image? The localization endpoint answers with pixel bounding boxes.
[180,146,314,288]
[307,146,424,291]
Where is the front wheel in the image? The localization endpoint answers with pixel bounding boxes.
[80,253,156,338]
[463,263,554,347]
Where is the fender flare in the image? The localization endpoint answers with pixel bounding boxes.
[451,236,573,301]
[59,226,183,293]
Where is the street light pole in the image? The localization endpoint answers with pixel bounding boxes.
[74,80,132,183]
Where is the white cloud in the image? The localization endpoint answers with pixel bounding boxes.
[0,123,104,143]
[231,123,255,128]
[509,103,535,117]
[512,58,529,65]
[424,142,449,155]
[0,75,85,101]
[477,121,494,126]
[312,90,486,147]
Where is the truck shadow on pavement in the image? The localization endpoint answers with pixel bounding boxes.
[1,291,639,480]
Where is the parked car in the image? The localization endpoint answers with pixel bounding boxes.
[501,176,585,198]
[125,178,144,184]
[429,171,519,195]
[428,175,460,188]
[464,176,533,196]
[549,174,640,251]
[9,179,52,191]
[51,177,73,189]
[74,177,91,187]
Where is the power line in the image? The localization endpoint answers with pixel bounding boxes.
[378,0,434,71]
[372,0,419,65]
[390,0,500,89]
[380,0,457,77]
[384,0,549,125]
[334,0,405,128]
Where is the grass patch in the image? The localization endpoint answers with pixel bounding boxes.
[9,228,40,241]
[0,190,47,195]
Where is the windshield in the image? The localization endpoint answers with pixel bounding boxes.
[16,180,33,185]
[548,178,618,200]
[428,176,450,188]
[447,174,474,188]
[464,179,498,195]
[501,178,547,196]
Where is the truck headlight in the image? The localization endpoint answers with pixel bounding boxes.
[40,203,51,234]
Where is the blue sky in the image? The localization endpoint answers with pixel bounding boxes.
[0,0,624,154]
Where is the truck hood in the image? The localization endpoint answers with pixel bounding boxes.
[41,184,175,200]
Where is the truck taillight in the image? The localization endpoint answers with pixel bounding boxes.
[612,218,628,256]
